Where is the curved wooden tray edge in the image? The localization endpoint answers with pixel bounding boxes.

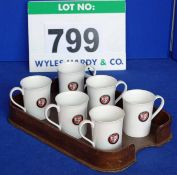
[9,101,172,172]
[151,109,172,146]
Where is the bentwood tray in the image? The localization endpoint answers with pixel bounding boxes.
[9,79,172,172]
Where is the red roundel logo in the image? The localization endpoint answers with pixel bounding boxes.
[138,111,149,122]
[72,115,83,125]
[108,133,119,144]
[36,98,47,108]
[68,82,78,91]
[100,95,110,105]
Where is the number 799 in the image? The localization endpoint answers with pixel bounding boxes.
[48,28,99,53]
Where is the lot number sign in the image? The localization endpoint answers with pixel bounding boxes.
[28,0,126,72]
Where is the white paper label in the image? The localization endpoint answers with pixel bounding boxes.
[28,1,126,72]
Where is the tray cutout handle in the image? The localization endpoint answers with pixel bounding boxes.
[79,120,95,147]
[45,104,61,130]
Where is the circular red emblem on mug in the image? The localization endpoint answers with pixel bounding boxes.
[108,133,119,144]
[138,111,149,122]
[100,95,110,105]
[68,82,78,91]
[72,115,83,125]
[36,98,47,108]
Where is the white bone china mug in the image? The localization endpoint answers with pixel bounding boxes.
[58,62,96,92]
[9,75,52,120]
[45,91,89,139]
[85,75,127,109]
[122,89,165,137]
[79,105,125,151]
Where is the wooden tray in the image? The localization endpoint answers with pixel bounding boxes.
[9,79,172,172]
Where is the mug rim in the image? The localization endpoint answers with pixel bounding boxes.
[57,62,85,74]
[55,91,89,107]
[89,105,125,123]
[122,89,155,105]
[86,75,117,89]
[20,75,52,90]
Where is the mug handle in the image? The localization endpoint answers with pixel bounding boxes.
[115,80,128,104]
[45,104,61,130]
[9,87,26,112]
[152,95,165,119]
[79,120,95,147]
[84,65,96,78]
